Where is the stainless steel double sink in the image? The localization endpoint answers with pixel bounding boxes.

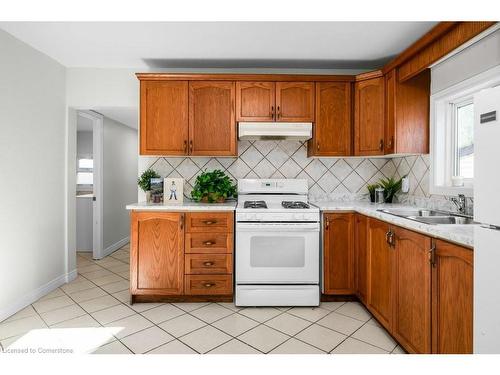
[377,208,477,225]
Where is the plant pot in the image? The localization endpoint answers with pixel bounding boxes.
[145,190,152,203]
[200,195,226,203]
[384,193,395,203]
[369,191,376,203]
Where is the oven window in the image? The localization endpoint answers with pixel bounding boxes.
[250,236,305,267]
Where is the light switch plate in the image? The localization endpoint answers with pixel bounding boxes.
[402,176,410,193]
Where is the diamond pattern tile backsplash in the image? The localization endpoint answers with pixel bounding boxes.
[140,140,391,201]
[139,140,469,211]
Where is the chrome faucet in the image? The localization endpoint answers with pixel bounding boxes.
[450,194,470,216]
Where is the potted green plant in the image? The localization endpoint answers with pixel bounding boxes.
[138,168,160,203]
[367,183,380,203]
[378,175,406,203]
[191,169,237,203]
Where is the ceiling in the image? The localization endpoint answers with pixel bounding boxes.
[0,22,438,70]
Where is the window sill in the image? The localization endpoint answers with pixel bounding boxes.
[429,184,473,198]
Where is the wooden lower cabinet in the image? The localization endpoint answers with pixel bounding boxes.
[323,213,474,354]
[354,214,368,303]
[366,218,393,330]
[323,213,355,295]
[130,211,184,295]
[432,240,473,354]
[392,226,432,354]
[130,210,234,302]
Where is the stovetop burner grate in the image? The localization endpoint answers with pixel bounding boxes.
[244,200,268,209]
[281,201,310,209]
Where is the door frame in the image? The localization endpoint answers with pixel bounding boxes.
[76,110,104,260]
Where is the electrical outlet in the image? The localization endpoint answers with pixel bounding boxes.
[402,176,410,193]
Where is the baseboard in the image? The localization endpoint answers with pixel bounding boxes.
[96,236,129,260]
[0,270,75,322]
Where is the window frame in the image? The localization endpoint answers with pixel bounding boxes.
[430,65,500,197]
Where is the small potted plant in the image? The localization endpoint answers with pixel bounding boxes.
[191,169,237,203]
[367,183,380,203]
[378,175,406,203]
[138,168,160,203]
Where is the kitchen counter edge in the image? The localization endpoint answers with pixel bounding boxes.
[126,201,237,211]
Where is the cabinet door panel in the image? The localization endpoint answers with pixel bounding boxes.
[131,212,184,295]
[309,82,352,156]
[189,81,236,156]
[393,226,431,354]
[367,218,392,329]
[323,213,355,294]
[384,70,396,154]
[140,81,188,155]
[432,240,473,354]
[236,82,275,121]
[355,214,368,303]
[354,77,385,155]
[276,82,314,122]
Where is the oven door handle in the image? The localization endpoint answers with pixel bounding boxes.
[236,223,320,232]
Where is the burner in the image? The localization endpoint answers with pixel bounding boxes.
[282,201,310,209]
[244,200,267,209]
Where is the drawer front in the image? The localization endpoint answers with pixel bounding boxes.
[185,232,233,254]
[186,212,234,233]
[185,254,233,274]
[185,275,233,295]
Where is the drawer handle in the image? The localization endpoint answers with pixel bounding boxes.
[203,220,217,225]
[204,283,215,288]
[203,241,215,246]
[203,261,215,266]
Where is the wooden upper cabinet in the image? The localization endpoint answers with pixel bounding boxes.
[323,213,355,295]
[392,226,432,354]
[367,217,393,330]
[432,240,473,354]
[140,81,189,155]
[189,81,236,156]
[354,77,385,156]
[130,211,184,295]
[389,69,430,154]
[276,82,315,122]
[236,82,275,121]
[308,82,352,156]
[355,214,368,304]
[384,70,396,154]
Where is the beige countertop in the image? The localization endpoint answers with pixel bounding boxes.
[126,200,237,211]
[311,200,475,248]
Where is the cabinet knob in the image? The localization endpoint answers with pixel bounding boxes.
[277,106,281,119]
[317,142,320,151]
[379,139,384,151]
[203,261,215,266]
[203,241,214,246]
[387,136,393,149]
[203,220,216,225]
[183,140,187,153]
[189,140,193,153]
[271,105,274,118]
[204,283,215,288]
[325,217,330,230]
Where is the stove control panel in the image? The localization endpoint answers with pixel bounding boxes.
[236,212,319,222]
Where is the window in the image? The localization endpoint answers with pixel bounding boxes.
[77,158,93,186]
[453,100,474,180]
[430,65,500,197]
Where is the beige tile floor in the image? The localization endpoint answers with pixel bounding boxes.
[0,244,406,354]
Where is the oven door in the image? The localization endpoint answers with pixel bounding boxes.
[236,222,319,284]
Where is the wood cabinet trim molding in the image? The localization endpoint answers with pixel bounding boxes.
[137,73,356,82]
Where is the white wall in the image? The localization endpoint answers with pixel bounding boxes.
[432,27,500,94]
[102,117,138,252]
[0,29,68,321]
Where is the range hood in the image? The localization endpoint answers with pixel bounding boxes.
[238,122,312,141]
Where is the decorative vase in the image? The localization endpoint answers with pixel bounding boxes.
[369,191,376,203]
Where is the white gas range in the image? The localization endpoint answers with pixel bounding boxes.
[235,179,320,307]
